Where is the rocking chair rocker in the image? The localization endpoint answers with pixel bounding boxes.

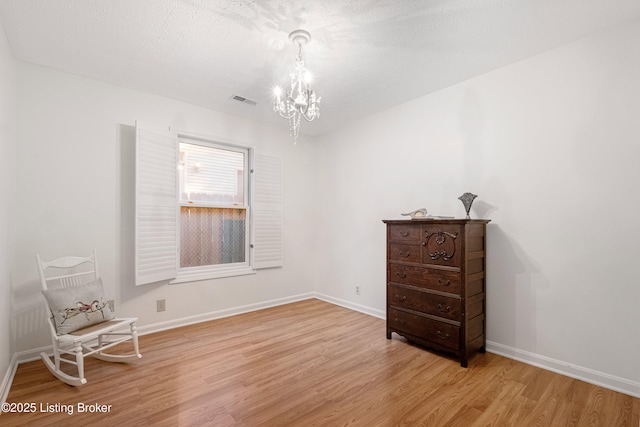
[36,249,141,386]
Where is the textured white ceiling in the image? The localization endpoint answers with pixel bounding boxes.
[1,0,640,137]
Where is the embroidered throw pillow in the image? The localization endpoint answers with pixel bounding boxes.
[42,277,115,335]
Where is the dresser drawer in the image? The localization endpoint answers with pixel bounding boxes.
[388,243,420,263]
[421,224,461,267]
[389,263,461,294]
[388,224,421,243]
[388,308,460,351]
[388,284,461,322]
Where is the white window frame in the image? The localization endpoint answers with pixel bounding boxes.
[172,135,255,283]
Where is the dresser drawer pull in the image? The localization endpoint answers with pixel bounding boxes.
[438,279,451,287]
[398,250,411,258]
[437,330,451,340]
[395,295,407,302]
[396,270,407,279]
[400,231,410,237]
[394,318,406,326]
[437,304,451,313]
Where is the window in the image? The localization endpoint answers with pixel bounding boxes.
[178,140,249,270]
[134,123,283,286]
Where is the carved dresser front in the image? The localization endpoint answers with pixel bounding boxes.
[382,218,490,367]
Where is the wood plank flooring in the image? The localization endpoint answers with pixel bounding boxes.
[3,299,639,426]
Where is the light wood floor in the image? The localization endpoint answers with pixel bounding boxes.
[4,299,639,426]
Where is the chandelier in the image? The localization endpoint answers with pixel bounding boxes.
[273,29,321,142]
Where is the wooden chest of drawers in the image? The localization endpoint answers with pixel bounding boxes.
[383,218,490,367]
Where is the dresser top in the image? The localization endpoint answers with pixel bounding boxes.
[382,218,491,225]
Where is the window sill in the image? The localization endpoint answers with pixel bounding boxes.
[170,266,256,284]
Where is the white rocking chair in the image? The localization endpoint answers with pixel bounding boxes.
[36,249,141,386]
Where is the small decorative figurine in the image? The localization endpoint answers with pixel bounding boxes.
[401,208,428,219]
[458,193,477,219]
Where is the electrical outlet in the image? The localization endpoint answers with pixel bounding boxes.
[107,300,115,312]
[157,299,166,312]
[355,285,360,295]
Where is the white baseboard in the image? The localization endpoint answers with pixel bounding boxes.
[13,345,57,365]
[486,341,640,398]
[314,292,386,319]
[0,354,18,406]
[135,292,316,336]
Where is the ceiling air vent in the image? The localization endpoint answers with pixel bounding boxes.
[230,94,257,106]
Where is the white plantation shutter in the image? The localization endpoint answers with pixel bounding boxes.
[252,153,283,269]
[135,123,178,285]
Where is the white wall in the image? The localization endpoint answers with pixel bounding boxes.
[12,63,317,353]
[314,18,640,392]
[0,19,16,391]
[6,11,640,398]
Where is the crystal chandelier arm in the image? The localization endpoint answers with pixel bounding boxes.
[274,95,297,119]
